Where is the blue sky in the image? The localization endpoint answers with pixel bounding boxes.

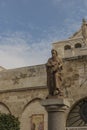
[0,0,87,69]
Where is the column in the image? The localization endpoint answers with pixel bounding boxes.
[41,98,70,130]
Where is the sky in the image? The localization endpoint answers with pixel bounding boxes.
[0,0,87,69]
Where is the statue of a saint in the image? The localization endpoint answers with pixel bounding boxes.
[82,18,87,44]
[46,49,63,97]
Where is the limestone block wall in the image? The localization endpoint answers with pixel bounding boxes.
[52,37,87,109]
[0,88,48,130]
[0,64,48,130]
[63,56,87,106]
[0,56,87,129]
[0,58,86,109]
[0,64,47,91]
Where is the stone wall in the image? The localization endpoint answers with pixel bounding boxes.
[63,56,87,105]
[0,64,48,130]
[0,88,48,130]
[0,64,47,92]
[0,56,87,129]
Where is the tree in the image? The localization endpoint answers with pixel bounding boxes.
[0,113,20,130]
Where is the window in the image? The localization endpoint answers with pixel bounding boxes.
[66,97,87,127]
[64,45,71,50]
[75,43,82,48]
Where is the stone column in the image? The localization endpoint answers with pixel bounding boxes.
[41,98,70,130]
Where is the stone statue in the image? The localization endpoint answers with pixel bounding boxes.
[82,18,87,44]
[46,49,63,97]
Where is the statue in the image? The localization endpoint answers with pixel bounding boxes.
[46,49,63,97]
[82,18,87,45]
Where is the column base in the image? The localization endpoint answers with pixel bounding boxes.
[41,98,70,130]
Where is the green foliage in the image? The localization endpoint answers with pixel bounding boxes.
[0,113,20,130]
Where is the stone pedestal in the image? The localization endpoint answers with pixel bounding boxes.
[41,98,70,130]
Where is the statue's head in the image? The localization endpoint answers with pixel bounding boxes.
[51,49,58,58]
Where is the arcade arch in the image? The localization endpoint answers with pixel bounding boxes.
[20,98,48,130]
[0,102,11,114]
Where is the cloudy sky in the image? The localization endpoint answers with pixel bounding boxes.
[0,0,86,69]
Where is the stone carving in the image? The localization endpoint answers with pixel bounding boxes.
[12,70,36,85]
[82,18,87,45]
[12,76,20,85]
[46,49,63,97]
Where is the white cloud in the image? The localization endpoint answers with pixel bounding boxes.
[0,31,52,69]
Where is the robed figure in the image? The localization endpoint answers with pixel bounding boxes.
[46,49,63,96]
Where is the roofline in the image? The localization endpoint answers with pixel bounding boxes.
[52,37,83,45]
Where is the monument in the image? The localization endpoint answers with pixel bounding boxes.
[46,49,63,97]
[41,49,70,130]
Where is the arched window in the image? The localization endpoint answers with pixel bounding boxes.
[64,45,71,50]
[66,97,87,127]
[75,43,82,48]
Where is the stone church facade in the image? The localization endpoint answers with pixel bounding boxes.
[0,20,87,130]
